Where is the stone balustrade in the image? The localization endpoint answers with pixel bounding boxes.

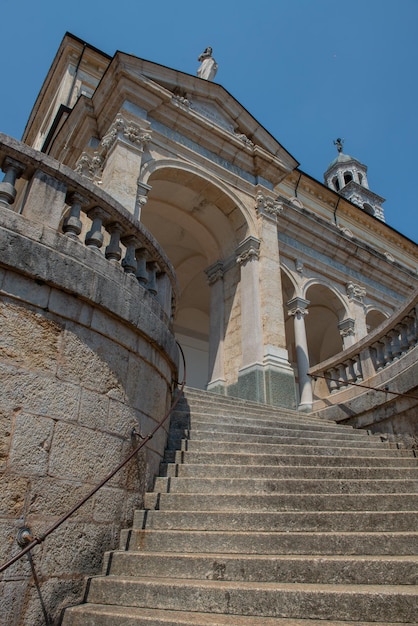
[309,288,418,397]
[0,133,178,322]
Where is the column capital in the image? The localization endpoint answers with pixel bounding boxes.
[205,260,224,285]
[338,317,355,338]
[287,297,310,317]
[255,191,284,220]
[236,236,260,266]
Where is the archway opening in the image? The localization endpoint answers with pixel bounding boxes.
[141,167,249,389]
[304,284,346,365]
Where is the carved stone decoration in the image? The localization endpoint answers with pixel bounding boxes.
[205,260,224,285]
[384,251,395,263]
[287,298,310,318]
[338,224,354,238]
[234,129,254,148]
[75,114,151,181]
[255,192,284,218]
[338,318,355,338]
[236,236,260,266]
[346,282,366,301]
[172,94,191,109]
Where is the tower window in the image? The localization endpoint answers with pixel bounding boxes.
[344,172,353,185]
[332,176,340,191]
[363,203,374,215]
[358,172,363,184]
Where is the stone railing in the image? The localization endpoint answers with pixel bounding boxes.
[309,288,418,397]
[0,133,178,322]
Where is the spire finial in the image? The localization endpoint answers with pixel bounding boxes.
[334,138,344,153]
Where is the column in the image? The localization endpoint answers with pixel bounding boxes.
[205,261,226,394]
[236,236,265,402]
[346,282,368,340]
[287,297,313,410]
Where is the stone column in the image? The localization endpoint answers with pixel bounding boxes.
[236,236,265,402]
[205,261,226,394]
[288,297,313,411]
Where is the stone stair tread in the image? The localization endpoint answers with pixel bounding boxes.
[63,603,412,625]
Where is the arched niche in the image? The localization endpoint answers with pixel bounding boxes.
[304,283,347,365]
[141,165,251,389]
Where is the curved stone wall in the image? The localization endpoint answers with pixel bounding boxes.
[0,139,178,625]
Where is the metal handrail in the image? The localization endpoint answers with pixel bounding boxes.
[309,372,418,401]
[0,342,186,574]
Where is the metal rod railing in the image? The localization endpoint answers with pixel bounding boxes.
[309,373,418,401]
[0,342,186,574]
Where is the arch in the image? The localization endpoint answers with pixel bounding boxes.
[363,202,374,216]
[343,171,353,185]
[304,282,348,365]
[366,308,388,333]
[140,158,257,236]
[332,176,340,191]
[139,163,251,390]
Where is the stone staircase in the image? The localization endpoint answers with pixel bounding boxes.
[62,387,418,625]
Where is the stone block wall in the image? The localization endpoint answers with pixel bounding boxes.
[0,209,178,624]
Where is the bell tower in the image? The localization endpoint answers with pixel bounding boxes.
[324,138,385,221]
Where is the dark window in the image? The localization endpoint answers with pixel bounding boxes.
[344,172,353,185]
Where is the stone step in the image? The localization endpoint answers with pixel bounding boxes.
[181,439,408,457]
[153,476,418,495]
[171,410,357,432]
[181,430,384,448]
[133,509,418,533]
[172,450,418,467]
[161,462,418,480]
[84,576,418,622]
[107,551,418,585]
[62,604,412,626]
[127,529,418,556]
[144,491,418,512]
[172,421,374,440]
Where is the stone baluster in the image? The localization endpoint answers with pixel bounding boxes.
[381,335,393,367]
[405,314,417,349]
[147,261,158,295]
[336,363,348,389]
[63,192,86,238]
[325,368,339,393]
[85,207,109,249]
[344,359,356,383]
[371,341,385,371]
[135,247,148,285]
[0,157,25,207]
[388,329,402,360]
[105,222,124,263]
[352,355,363,381]
[121,236,138,275]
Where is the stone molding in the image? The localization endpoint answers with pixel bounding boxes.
[338,317,356,337]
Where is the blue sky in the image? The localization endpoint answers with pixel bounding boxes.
[1,0,417,244]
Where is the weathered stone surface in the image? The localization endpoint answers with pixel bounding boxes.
[48,421,125,483]
[0,301,60,371]
[0,363,80,421]
[0,408,12,469]
[26,477,94,519]
[1,269,50,309]
[9,413,54,476]
[0,475,29,515]
[48,288,93,326]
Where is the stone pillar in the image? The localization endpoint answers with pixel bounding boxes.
[346,282,368,339]
[236,236,265,402]
[0,157,25,208]
[256,192,296,407]
[288,297,312,411]
[97,114,151,215]
[205,260,226,394]
[338,317,356,349]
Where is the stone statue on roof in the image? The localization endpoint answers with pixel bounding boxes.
[197,47,218,81]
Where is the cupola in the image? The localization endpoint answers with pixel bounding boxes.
[324,138,385,221]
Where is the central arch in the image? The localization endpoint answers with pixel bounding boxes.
[140,163,252,389]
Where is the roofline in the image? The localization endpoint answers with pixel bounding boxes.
[295,167,417,247]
